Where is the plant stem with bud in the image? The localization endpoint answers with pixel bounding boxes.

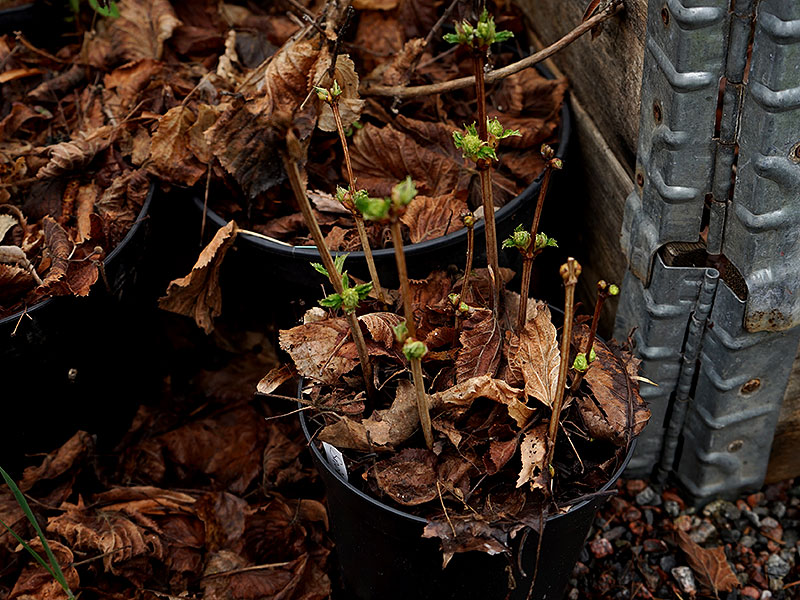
[326,92,385,304]
[569,280,619,393]
[516,148,562,332]
[282,153,375,401]
[544,258,581,479]
[454,212,475,331]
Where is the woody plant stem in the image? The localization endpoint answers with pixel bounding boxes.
[473,50,501,312]
[390,218,434,449]
[516,154,561,333]
[569,281,615,394]
[544,258,581,477]
[455,213,475,331]
[330,99,385,303]
[282,151,376,401]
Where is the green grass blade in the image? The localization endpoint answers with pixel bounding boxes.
[0,466,74,598]
[0,515,59,579]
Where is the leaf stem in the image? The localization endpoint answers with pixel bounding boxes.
[282,153,375,401]
[516,256,533,332]
[545,258,581,476]
[389,218,433,448]
[569,283,610,394]
[330,101,385,303]
[455,215,475,331]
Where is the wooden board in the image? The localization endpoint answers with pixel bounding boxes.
[517,0,647,169]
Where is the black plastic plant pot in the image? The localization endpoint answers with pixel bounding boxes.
[0,186,155,475]
[300,410,634,600]
[196,100,571,293]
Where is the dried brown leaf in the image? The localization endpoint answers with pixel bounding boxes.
[278,318,357,385]
[400,192,467,244]
[159,220,238,334]
[455,307,501,383]
[0,102,43,139]
[575,330,650,446]
[37,134,111,180]
[196,492,248,553]
[314,53,364,132]
[433,375,532,428]
[257,364,297,396]
[423,516,508,568]
[348,123,462,197]
[359,311,402,350]
[111,0,182,61]
[75,183,99,243]
[146,104,206,186]
[9,539,79,600]
[676,530,740,594]
[510,302,560,407]
[516,424,548,490]
[378,37,425,86]
[353,0,399,9]
[41,216,72,290]
[374,448,437,506]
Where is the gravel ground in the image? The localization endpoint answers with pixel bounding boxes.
[570,478,800,599]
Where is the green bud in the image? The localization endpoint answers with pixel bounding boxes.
[534,232,558,251]
[356,194,391,221]
[393,321,409,343]
[391,176,417,207]
[548,463,555,478]
[341,287,360,312]
[403,338,428,360]
[541,144,555,160]
[573,353,589,372]
[551,158,563,170]
[331,79,343,98]
[335,186,349,204]
[487,117,522,141]
[314,86,330,102]
[453,125,497,162]
[458,302,469,313]
[589,347,597,363]
[333,254,348,274]
[502,225,531,251]
[448,293,461,306]
[462,212,475,228]
[608,284,620,296]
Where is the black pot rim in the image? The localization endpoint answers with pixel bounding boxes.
[299,393,636,527]
[196,97,571,259]
[0,183,155,328]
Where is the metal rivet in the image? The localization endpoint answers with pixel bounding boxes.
[740,378,761,394]
[661,6,670,26]
[727,440,744,453]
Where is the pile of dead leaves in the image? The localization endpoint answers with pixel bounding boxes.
[0,400,329,600]
[266,267,649,565]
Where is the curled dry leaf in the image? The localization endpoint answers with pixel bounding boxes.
[159,220,238,334]
[37,135,110,180]
[195,491,248,553]
[41,216,72,288]
[279,318,357,385]
[146,105,207,186]
[455,307,501,383]
[359,311,403,350]
[110,0,182,61]
[207,38,320,198]
[314,53,365,133]
[400,192,468,244]
[509,302,560,407]
[19,430,94,493]
[676,530,739,594]
[374,448,438,506]
[423,516,508,569]
[377,37,426,86]
[432,375,532,428]
[574,330,650,446]
[9,539,79,600]
[75,183,100,243]
[319,380,423,450]
[256,364,298,396]
[516,424,549,491]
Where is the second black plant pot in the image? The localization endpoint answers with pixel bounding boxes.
[300,411,634,600]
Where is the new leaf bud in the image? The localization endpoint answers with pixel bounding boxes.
[403,338,428,360]
[608,284,620,296]
[393,321,409,343]
[573,353,589,372]
[391,176,418,207]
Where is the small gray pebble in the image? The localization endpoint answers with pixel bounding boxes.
[761,516,779,530]
[741,535,757,548]
[671,566,696,595]
[772,502,787,519]
[779,549,796,566]
[755,506,770,517]
[761,591,773,600]
[665,500,680,517]
[568,588,579,600]
[744,509,762,528]
[765,554,791,578]
[686,507,697,515]
[769,577,784,592]
[723,503,742,521]
[660,555,677,571]
[636,487,657,506]
[703,499,728,517]
[606,526,627,542]
[645,510,654,526]
[690,522,717,544]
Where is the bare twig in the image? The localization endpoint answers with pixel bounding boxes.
[361,2,623,98]
[544,258,581,475]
